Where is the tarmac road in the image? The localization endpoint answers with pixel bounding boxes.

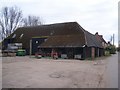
[106,52,118,88]
[118,52,120,90]
[0,50,2,89]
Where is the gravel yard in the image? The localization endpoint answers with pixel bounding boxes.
[2,56,108,88]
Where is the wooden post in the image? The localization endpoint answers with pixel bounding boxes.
[83,47,86,60]
[98,48,99,57]
[84,47,86,59]
[30,39,32,57]
[91,47,95,60]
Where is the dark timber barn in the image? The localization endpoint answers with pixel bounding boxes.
[2,22,105,59]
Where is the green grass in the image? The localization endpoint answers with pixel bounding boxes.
[85,54,111,61]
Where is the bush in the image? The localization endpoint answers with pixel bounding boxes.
[117,47,120,52]
[105,51,111,56]
[105,45,116,54]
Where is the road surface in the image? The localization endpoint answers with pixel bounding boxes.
[0,50,2,89]
[2,56,107,88]
[1,52,119,88]
[106,52,118,88]
[118,52,120,90]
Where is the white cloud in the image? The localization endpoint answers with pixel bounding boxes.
[0,0,119,46]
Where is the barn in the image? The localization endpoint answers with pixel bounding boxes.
[2,22,105,59]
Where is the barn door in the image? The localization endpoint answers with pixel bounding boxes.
[67,48,74,59]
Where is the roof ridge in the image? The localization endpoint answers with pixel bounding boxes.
[18,21,78,29]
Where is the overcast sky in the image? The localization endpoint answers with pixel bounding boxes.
[0,0,119,46]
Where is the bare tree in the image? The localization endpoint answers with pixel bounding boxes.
[0,6,22,40]
[23,15,43,26]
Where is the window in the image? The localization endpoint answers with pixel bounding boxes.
[50,31,54,35]
[44,39,47,42]
[36,41,39,44]
[50,32,53,35]
[102,42,104,46]
[20,34,24,39]
[12,34,16,38]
